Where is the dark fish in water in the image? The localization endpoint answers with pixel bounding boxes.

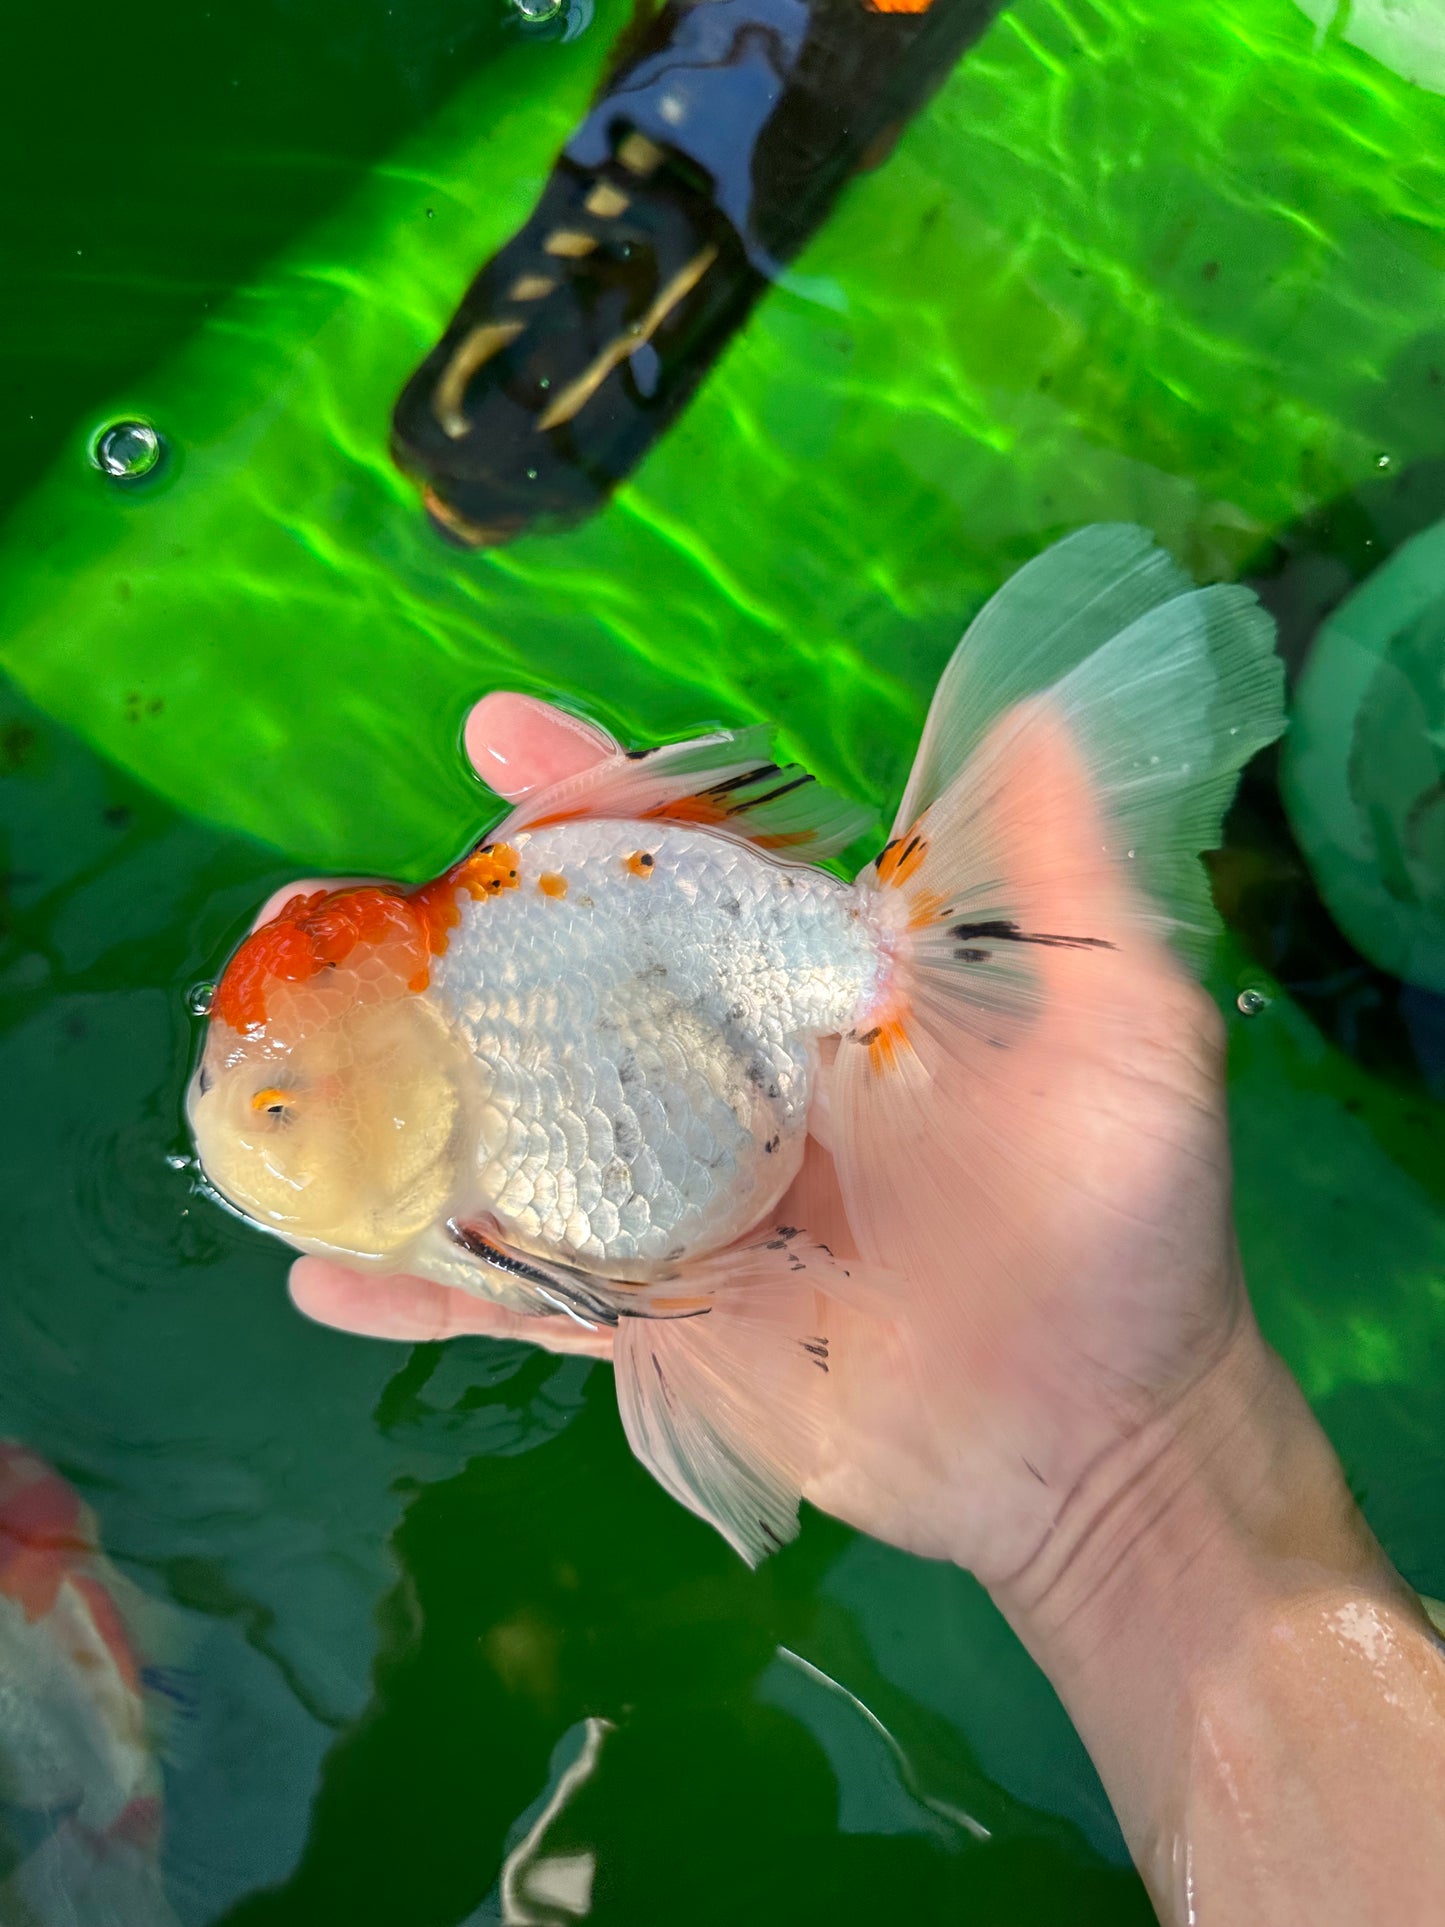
[392,0,1005,546]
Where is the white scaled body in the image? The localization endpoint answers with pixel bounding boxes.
[431,819,885,1274]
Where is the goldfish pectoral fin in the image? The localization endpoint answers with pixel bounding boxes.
[494,723,875,860]
[430,1218,649,1326]
[425,1218,712,1327]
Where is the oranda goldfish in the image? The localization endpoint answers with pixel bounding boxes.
[0,1443,184,1926]
[189,526,1284,1560]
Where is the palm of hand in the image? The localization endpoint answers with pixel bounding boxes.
[284,696,1241,1579]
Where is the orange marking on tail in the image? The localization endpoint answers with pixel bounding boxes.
[537,872,568,899]
[856,1017,909,1072]
[876,828,929,887]
[866,0,935,13]
[908,889,946,929]
[623,850,656,878]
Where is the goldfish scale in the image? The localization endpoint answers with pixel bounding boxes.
[428,817,884,1272]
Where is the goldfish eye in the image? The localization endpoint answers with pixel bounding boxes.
[251,1087,294,1120]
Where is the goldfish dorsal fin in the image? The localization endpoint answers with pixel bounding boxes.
[495,724,875,860]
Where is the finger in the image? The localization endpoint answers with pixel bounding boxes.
[464,692,617,800]
[288,1257,615,1358]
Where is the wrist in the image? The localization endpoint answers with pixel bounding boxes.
[990,1314,1418,1869]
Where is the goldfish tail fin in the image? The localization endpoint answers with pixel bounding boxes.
[887,522,1286,967]
[830,525,1283,1378]
[613,1229,882,1564]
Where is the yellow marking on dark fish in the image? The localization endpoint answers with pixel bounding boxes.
[538,872,569,899]
[623,851,656,879]
[506,272,558,302]
[617,130,664,175]
[584,181,630,217]
[536,245,719,433]
[432,321,525,438]
[544,229,598,259]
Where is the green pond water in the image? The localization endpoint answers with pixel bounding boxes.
[2,0,1443,1919]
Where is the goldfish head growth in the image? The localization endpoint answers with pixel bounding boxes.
[188,882,483,1264]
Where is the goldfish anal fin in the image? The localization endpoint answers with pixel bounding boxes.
[495,725,875,861]
[615,1225,893,1564]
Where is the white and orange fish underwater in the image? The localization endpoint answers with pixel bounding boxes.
[188,526,1286,1563]
[0,1443,186,1927]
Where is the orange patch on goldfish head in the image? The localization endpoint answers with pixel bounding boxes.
[213,887,432,1033]
[214,844,524,1033]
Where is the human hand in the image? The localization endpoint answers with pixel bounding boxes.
[279,695,1248,1584]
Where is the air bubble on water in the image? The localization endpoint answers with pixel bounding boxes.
[1236,988,1270,1017]
[165,1152,194,1171]
[510,0,563,21]
[1376,452,1391,470]
[538,376,551,391]
[526,467,538,481]
[187,982,216,1017]
[91,419,163,481]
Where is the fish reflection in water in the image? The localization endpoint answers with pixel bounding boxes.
[393,0,1005,546]
[0,1444,184,1927]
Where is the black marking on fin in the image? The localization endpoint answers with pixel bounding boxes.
[703,762,783,800]
[950,919,1116,953]
[742,772,814,810]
